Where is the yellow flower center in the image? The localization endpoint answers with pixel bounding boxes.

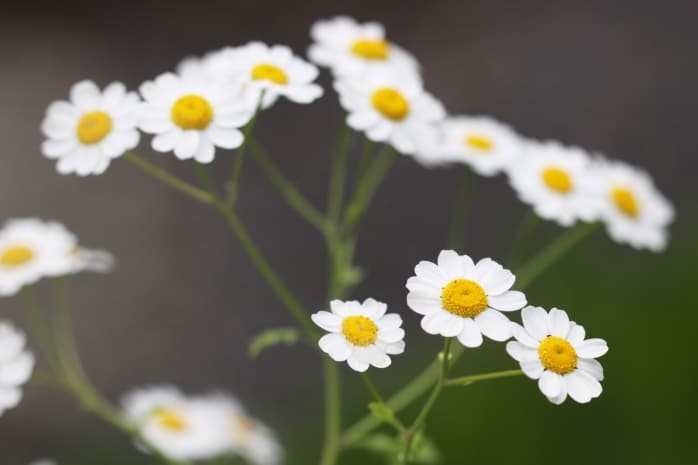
[232,414,256,442]
[76,111,113,144]
[541,167,574,193]
[351,39,390,60]
[371,88,409,121]
[151,408,187,432]
[171,95,214,130]
[251,63,288,85]
[342,315,378,346]
[441,279,488,318]
[464,134,494,152]
[0,245,35,267]
[611,187,640,218]
[538,336,578,374]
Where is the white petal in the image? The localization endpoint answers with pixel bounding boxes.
[487,291,527,312]
[437,250,464,278]
[565,370,602,403]
[510,322,540,348]
[547,382,568,405]
[505,341,538,363]
[456,318,483,348]
[577,358,604,381]
[311,311,342,332]
[567,323,586,345]
[520,358,545,379]
[362,298,387,319]
[548,308,570,337]
[521,306,550,340]
[378,327,404,343]
[347,354,369,372]
[475,309,512,341]
[413,261,447,286]
[70,80,100,109]
[41,139,77,158]
[0,352,34,386]
[376,313,402,330]
[151,128,182,153]
[194,139,216,164]
[538,370,562,398]
[407,292,441,316]
[207,126,244,149]
[385,340,405,355]
[356,345,391,368]
[575,339,609,359]
[173,131,200,159]
[319,334,351,361]
[0,387,22,409]
[420,310,452,336]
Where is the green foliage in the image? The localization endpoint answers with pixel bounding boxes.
[248,327,302,358]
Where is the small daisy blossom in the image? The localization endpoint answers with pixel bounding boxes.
[335,69,445,155]
[506,307,608,404]
[0,321,35,416]
[591,158,674,252]
[507,140,601,227]
[439,116,524,176]
[311,298,405,372]
[40,80,140,176]
[138,70,253,163]
[308,16,419,77]
[406,250,527,348]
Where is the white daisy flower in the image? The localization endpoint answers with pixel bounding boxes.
[308,16,419,77]
[507,140,601,227]
[138,71,253,163]
[506,307,608,404]
[40,80,141,176]
[0,321,35,416]
[122,386,230,461]
[335,69,445,155]
[311,298,405,373]
[591,158,674,252]
[439,116,524,176]
[406,250,527,348]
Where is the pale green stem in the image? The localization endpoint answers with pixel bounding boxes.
[19,287,60,372]
[356,139,376,181]
[319,358,342,465]
[361,372,384,404]
[447,169,476,252]
[508,210,540,269]
[326,123,353,226]
[444,369,524,387]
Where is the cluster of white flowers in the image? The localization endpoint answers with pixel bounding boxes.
[122,386,282,465]
[0,321,34,417]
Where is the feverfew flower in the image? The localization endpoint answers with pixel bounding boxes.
[308,16,418,77]
[406,250,526,348]
[440,116,523,176]
[592,158,674,252]
[506,307,608,404]
[507,140,601,227]
[311,298,405,372]
[0,321,35,416]
[41,80,140,176]
[138,71,253,163]
[335,69,445,155]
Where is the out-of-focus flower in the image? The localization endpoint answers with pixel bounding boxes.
[138,71,253,163]
[40,80,140,176]
[28,460,57,465]
[0,321,34,416]
[312,298,405,372]
[506,307,608,404]
[406,250,526,348]
[308,16,418,77]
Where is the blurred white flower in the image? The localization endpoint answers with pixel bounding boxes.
[507,307,608,404]
[138,71,253,163]
[40,80,141,176]
[312,298,405,372]
[28,460,57,465]
[0,321,34,416]
[507,140,601,227]
[406,250,527,348]
[308,16,418,77]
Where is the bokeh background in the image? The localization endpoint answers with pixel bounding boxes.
[1,0,696,463]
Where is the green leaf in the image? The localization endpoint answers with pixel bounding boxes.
[369,402,396,424]
[248,327,301,358]
[408,431,440,464]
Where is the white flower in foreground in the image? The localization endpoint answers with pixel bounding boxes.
[28,460,56,465]
[440,116,523,176]
[0,321,35,416]
[506,307,608,404]
[308,16,419,77]
[507,140,601,227]
[138,71,253,163]
[122,386,230,461]
[335,69,445,155]
[406,250,527,348]
[592,158,674,252]
[312,298,405,372]
[41,80,140,176]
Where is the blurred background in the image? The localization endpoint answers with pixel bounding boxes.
[1,0,696,463]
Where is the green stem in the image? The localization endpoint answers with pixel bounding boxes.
[326,123,353,226]
[356,139,376,181]
[123,152,212,204]
[361,372,384,404]
[320,358,342,465]
[444,369,524,387]
[447,169,476,252]
[19,288,60,371]
[508,211,540,268]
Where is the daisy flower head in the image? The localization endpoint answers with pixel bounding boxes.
[335,68,445,155]
[41,80,140,176]
[311,298,405,373]
[308,16,419,77]
[0,321,35,416]
[406,250,527,348]
[440,116,524,176]
[138,70,254,163]
[591,158,674,252]
[507,140,601,227]
[506,307,608,404]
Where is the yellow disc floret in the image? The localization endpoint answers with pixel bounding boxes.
[538,336,578,374]
[342,315,378,346]
[441,279,488,318]
[541,167,574,193]
[151,407,187,432]
[371,88,409,121]
[465,134,494,152]
[611,187,640,218]
[76,111,113,144]
[251,64,289,85]
[351,39,390,60]
[171,95,214,130]
[0,245,35,267]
